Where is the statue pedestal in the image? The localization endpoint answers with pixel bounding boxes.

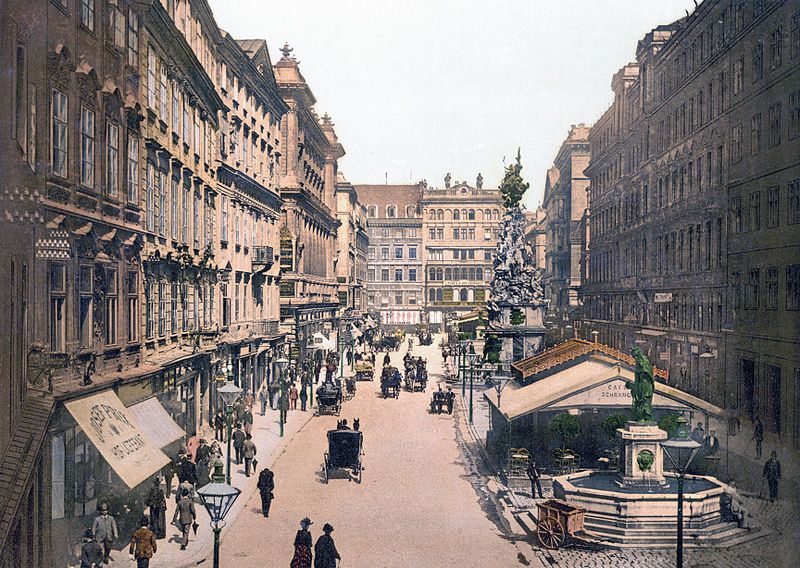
[489,303,547,368]
[617,422,668,488]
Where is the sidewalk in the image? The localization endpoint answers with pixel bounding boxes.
[116,403,314,568]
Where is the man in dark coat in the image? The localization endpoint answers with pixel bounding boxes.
[753,416,765,459]
[232,423,246,465]
[763,451,782,502]
[213,410,226,442]
[314,523,340,568]
[145,477,167,539]
[80,529,103,568]
[527,460,543,499]
[256,467,275,517]
[383,352,391,367]
[445,387,455,414]
[177,455,197,486]
[176,489,196,551]
[243,434,257,477]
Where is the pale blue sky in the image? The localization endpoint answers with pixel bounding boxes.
[208,0,694,209]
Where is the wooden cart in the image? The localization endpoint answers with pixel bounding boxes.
[535,499,585,550]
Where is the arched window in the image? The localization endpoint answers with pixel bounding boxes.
[460,288,468,302]
[368,205,377,217]
[468,209,475,220]
[468,289,474,302]
[453,267,460,280]
[437,209,444,220]
[444,267,452,280]
[493,209,500,220]
[429,267,436,281]
[476,267,483,280]
[406,204,416,218]
[461,209,468,219]
[386,205,396,218]
[428,209,435,220]
[453,209,460,220]
[429,288,436,302]
[485,209,491,219]
[436,288,443,302]
[468,267,476,280]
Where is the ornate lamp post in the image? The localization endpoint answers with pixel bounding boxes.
[275,357,289,437]
[466,352,482,424]
[217,380,242,485]
[660,417,701,568]
[459,339,469,397]
[197,462,241,568]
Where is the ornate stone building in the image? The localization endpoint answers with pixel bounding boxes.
[335,174,368,313]
[356,183,425,327]
[581,0,800,446]
[274,45,343,357]
[421,178,503,329]
[541,124,591,337]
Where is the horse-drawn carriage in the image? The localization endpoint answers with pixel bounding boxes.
[430,389,454,414]
[380,366,401,399]
[404,367,427,392]
[375,335,400,351]
[344,377,357,400]
[315,382,342,415]
[418,331,433,346]
[355,361,374,381]
[323,428,363,484]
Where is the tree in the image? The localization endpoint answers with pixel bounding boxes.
[601,413,629,443]
[483,333,501,364]
[549,413,581,450]
[658,413,682,438]
[499,148,530,209]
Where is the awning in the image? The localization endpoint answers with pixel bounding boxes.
[127,397,184,449]
[64,390,170,489]
[312,332,335,351]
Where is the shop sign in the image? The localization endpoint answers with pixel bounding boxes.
[654,292,673,303]
[280,281,296,297]
[280,236,294,271]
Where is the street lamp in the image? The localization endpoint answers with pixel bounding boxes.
[466,352,482,424]
[197,462,241,568]
[217,381,242,485]
[459,339,469,397]
[275,357,289,437]
[660,417,701,568]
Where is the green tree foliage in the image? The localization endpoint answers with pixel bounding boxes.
[483,333,501,364]
[499,148,530,208]
[549,413,581,449]
[658,413,683,438]
[601,413,629,442]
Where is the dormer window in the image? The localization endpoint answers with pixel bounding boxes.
[386,205,396,218]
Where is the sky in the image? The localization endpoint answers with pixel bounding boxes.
[208,0,695,209]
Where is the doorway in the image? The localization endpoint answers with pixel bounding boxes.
[740,358,755,419]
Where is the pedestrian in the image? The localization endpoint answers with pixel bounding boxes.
[527,460,543,499]
[291,518,313,568]
[177,455,197,487]
[445,386,455,415]
[243,406,254,436]
[722,481,748,528]
[256,467,275,517]
[300,383,308,411]
[753,416,764,459]
[690,421,705,444]
[353,418,360,431]
[91,502,118,564]
[234,398,245,424]
[214,409,226,442]
[703,430,719,456]
[176,489,196,550]
[176,478,194,505]
[290,384,299,410]
[259,388,268,416]
[245,390,255,409]
[129,516,157,568]
[383,352,391,367]
[232,423,246,464]
[314,523,341,568]
[80,528,103,568]
[145,477,167,540]
[196,456,210,487]
[243,433,258,477]
[162,459,176,498]
[763,451,782,503]
[442,348,448,364]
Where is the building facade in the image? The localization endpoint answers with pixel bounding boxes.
[274,45,343,357]
[356,183,424,327]
[524,207,548,271]
[335,174,368,313]
[541,124,591,336]
[421,179,504,328]
[580,0,800,447]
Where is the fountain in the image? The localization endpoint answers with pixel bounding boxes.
[551,349,746,547]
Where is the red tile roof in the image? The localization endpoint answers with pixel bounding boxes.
[354,184,423,218]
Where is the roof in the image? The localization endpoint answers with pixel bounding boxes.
[0,395,55,553]
[354,184,423,218]
[512,338,669,382]
[485,358,723,422]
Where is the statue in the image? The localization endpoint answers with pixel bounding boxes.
[627,347,655,422]
[444,173,451,188]
[476,173,483,189]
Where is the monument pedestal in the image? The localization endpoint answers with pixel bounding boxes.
[489,303,546,367]
[617,422,668,488]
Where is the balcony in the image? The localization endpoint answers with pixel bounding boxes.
[252,319,281,338]
[252,246,275,271]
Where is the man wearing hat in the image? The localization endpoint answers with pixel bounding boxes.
[176,488,196,550]
[91,503,118,564]
[80,528,103,567]
[129,516,157,567]
[145,478,167,539]
[314,523,340,568]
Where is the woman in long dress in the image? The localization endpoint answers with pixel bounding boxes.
[290,517,313,568]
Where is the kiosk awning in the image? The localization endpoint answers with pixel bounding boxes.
[64,390,170,489]
[128,397,185,449]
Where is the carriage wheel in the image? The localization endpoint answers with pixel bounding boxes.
[537,517,565,550]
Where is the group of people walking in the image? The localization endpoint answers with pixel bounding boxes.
[291,518,341,568]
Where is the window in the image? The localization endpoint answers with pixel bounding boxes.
[127,9,139,68]
[751,113,762,155]
[110,6,125,48]
[381,269,389,282]
[792,11,800,60]
[453,209,460,220]
[170,282,178,334]
[146,163,155,231]
[745,268,760,310]
[716,145,723,185]
[766,267,778,310]
[27,85,36,171]
[367,269,375,282]
[127,270,138,342]
[171,177,179,239]
[733,57,744,94]
[768,186,780,228]
[182,100,190,142]
[80,107,95,188]
[147,48,156,109]
[221,195,228,242]
[386,205,396,218]
[394,268,403,282]
[172,85,180,134]
[790,90,800,140]
[49,264,66,351]
[14,45,26,148]
[730,197,742,234]
[731,124,742,163]
[105,123,118,196]
[80,0,94,31]
[468,209,475,220]
[193,190,200,248]
[381,247,389,260]
[52,90,68,177]
[788,265,800,310]
[408,269,417,282]
[104,268,117,344]
[749,191,761,232]
[394,247,403,259]
[182,182,189,243]
[126,135,139,203]
[409,247,417,260]
[428,228,436,240]
[769,103,781,147]
[752,39,763,81]
[395,293,403,305]
[789,179,800,225]
[79,265,93,348]
[770,27,783,70]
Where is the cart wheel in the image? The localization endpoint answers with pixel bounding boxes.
[536,517,565,550]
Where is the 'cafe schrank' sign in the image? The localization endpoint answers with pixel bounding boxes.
[548,378,684,412]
